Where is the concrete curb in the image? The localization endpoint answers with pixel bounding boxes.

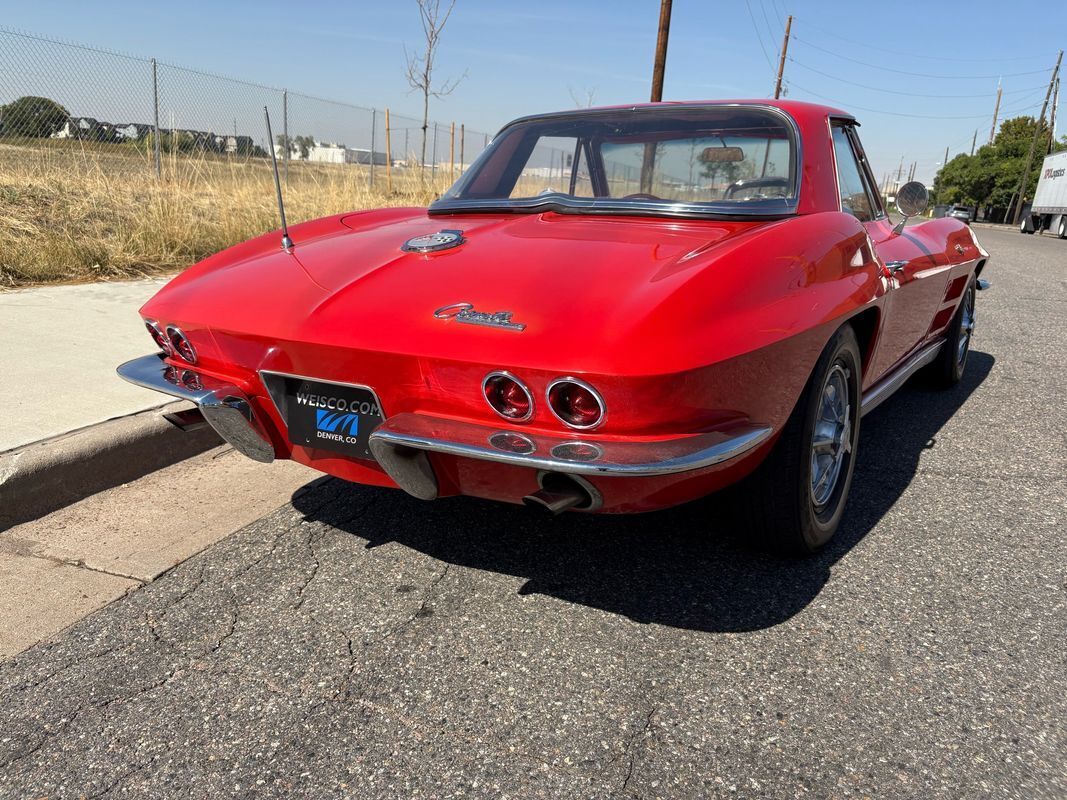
[0,403,221,531]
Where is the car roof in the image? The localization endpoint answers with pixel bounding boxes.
[529,99,855,126]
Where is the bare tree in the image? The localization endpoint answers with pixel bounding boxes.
[567,86,597,108]
[404,0,466,170]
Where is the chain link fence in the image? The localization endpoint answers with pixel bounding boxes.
[0,27,496,186]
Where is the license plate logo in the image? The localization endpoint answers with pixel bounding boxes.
[315,408,359,436]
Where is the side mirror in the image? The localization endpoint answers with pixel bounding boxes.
[893,181,929,234]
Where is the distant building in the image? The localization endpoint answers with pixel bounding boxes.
[51,117,101,140]
[273,141,387,166]
[112,123,150,141]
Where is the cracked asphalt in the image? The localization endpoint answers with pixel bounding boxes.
[1,226,1064,798]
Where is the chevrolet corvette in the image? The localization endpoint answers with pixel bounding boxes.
[118,100,988,553]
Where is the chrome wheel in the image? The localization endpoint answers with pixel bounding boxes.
[957,285,975,366]
[810,363,852,509]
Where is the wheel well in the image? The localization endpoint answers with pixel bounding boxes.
[847,307,879,376]
[975,258,986,277]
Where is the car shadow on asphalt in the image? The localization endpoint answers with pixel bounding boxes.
[292,351,994,634]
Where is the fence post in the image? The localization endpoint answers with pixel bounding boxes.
[370,108,376,188]
[385,108,392,193]
[282,89,289,185]
[432,123,438,178]
[459,124,465,175]
[150,58,161,179]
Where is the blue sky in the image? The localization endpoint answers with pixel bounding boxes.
[1,0,1063,184]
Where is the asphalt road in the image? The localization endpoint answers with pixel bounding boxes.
[1,226,1064,799]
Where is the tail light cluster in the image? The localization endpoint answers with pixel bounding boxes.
[145,319,197,365]
[145,320,172,355]
[482,372,533,422]
[482,372,605,430]
[547,378,605,430]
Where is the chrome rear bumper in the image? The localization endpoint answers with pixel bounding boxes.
[116,354,274,463]
[368,412,772,501]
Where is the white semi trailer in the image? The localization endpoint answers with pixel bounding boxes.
[1021,150,1067,237]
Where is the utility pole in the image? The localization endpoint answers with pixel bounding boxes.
[1050,75,1060,153]
[971,129,977,156]
[774,15,793,99]
[989,80,1002,144]
[649,0,672,102]
[642,0,673,193]
[1012,50,1063,226]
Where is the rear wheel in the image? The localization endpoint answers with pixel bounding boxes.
[738,325,862,554]
[928,277,975,388]
[1058,217,1067,239]
[1021,217,1034,234]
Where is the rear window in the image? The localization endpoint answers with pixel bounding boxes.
[432,106,799,219]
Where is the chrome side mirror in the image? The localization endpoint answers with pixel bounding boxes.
[893,181,929,235]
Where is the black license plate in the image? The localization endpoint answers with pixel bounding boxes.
[281,377,383,459]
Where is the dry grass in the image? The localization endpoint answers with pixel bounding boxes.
[0,141,454,288]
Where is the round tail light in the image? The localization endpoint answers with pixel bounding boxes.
[482,372,534,422]
[145,320,172,355]
[547,378,605,430]
[166,325,197,364]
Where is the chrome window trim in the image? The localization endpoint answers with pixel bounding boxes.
[481,370,535,423]
[546,376,607,431]
[430,103,803,220]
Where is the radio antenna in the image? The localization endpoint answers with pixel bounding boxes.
[263,106,293,250]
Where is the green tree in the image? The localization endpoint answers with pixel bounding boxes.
[932,115,1053,221]
[275,133,314,159]
[0,95,69,138]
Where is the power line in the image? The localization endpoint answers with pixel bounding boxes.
[784,78,1041,120]
[744,0,774,71]
[792,35,1052,80]
[787,59,1046,99]
[789,16,1049,64]
[771,0,788,27]
[758,0,779,48]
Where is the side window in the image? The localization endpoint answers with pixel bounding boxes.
[846,127,884,218]
[831,125,874,222]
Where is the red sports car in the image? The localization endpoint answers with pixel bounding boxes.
[119,100,988,553]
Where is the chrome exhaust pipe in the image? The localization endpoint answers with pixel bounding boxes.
[523,486,587,514]
[522,472,601,515]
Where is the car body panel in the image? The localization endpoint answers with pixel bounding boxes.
[126,99,986,513]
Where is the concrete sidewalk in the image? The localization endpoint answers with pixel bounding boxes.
[0,445,315,657]
[0,278,174,452]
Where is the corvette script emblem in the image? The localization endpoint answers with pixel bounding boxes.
[433,302,526,332]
